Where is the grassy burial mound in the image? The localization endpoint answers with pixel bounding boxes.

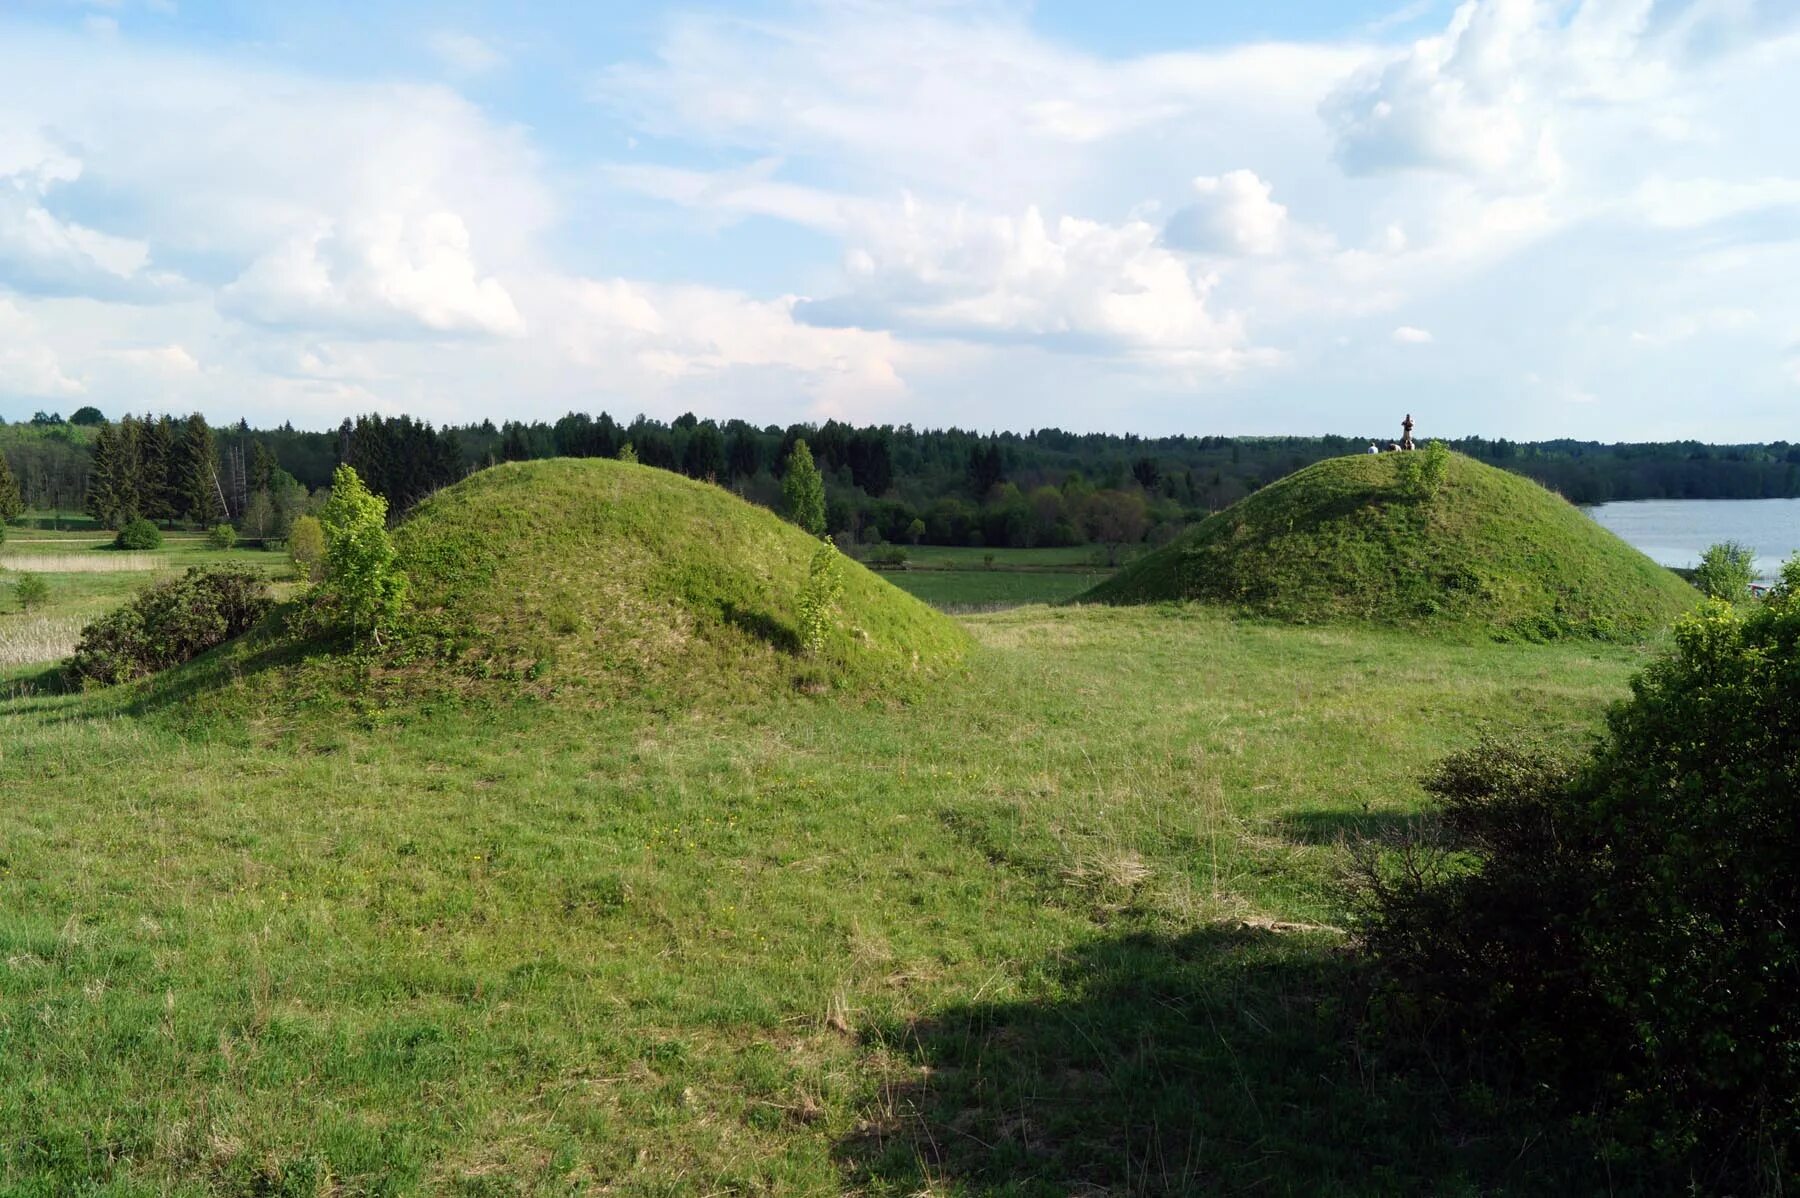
[383,457,969,700]
[1082,450,1696,641]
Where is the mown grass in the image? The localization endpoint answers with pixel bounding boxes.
[1088,452,1698,642]
[884,568,1107,610]
[0,598,1655,1194]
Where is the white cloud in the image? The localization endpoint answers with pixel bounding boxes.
[427,31,505,76]
[220,212,525,338]
[0,299,83,397]
[1324,0,1563,184]
[1164,171,1290,256]
[1392,325,1434,343]
[802,199,1266,369]
[113,343,198,373]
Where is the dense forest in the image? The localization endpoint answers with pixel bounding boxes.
[6,406,1800,549]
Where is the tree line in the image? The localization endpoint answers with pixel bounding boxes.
[8,407,1800,548]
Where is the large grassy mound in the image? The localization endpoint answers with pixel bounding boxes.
[1082,451,1695,641]
[158,458,968,708]
[387,458,970,699]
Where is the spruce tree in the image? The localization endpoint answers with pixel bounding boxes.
[0,448,22,523]
[85,423,129,528]
[179,414,227,525]
[138,414,177,525]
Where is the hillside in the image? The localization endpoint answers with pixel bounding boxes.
[164,458,969,708]
[1081,451,1696,641]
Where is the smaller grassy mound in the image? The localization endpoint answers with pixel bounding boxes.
[1082,452,1695,641]
[387,458,968,700]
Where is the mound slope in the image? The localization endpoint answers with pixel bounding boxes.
[388,458,969,698]
[1082,452,1695,641]
[154,459,968,710]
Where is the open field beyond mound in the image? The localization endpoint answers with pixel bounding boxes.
[0,592,1657,1194]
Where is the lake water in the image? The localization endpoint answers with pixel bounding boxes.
[1585,498,1800,579]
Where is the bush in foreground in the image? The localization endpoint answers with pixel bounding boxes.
[310,465,406,644]
[1358,583,1800,1188]
[67,567,272,685]
[113,518,162,550]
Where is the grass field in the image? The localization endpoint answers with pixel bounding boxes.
[0,568,1655,1192]
[881,568,1107,609]
[0,531,297,670]
[867,546,1122,612]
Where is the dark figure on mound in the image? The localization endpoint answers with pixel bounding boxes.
[1400,414,1415,451]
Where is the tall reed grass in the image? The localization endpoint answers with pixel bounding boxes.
[0,616,82,666]
[0,554,169,573]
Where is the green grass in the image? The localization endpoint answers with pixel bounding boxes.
[889,546,1121,570]
[0,594,1655,1193]
[1085,452,1698,642]
[883,568,1108,610]
[0,534,295,670]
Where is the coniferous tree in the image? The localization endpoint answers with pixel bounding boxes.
[179,414,227,524]
[0,448,22,523]
[86,423,135,528]
[138,414,177,525]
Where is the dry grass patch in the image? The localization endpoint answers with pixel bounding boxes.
[1,553,169,573]
[0,615,84,666]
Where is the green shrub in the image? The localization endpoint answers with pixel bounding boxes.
[13,572,48,614]
[870,546,909,568]
[1359,595,1800,1185]
[288,515,326,583]
[206,523,237,550]
[114,517,162,550]
[314,464,406,644]
[67,567,273,685]
[782,440,827,538]
[1394,441,1450,502]
[796,538,844,654]
[1692,539,1755,602]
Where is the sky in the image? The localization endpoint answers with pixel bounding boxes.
[1,0,1797,441]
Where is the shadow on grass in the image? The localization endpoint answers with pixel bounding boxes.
[840,926,1601,1196]
[1277,809,1425,846]
[719,601,801,655]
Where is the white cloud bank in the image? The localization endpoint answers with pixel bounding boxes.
[0,1,1796,438]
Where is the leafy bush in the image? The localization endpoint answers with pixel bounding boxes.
[66,567,272,685]
[114,518,162,550]
[1358,594,1800,1186]
[869,546,909,568]
[288,515,325,582]
[206,523,236,550]
[1692,539,1755,602]
[313,465,406,643]
[13,572,49,614]
[796,537,844,654]
[1394,441,1450,502]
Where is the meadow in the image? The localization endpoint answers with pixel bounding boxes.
[0,545,1655,1193]
[867,546,1120,612]
[1,516,297,668]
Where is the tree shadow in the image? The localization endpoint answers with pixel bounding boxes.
[1276,809,1425,846]
[839,926,1603,1196]
[719,601,801,655]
